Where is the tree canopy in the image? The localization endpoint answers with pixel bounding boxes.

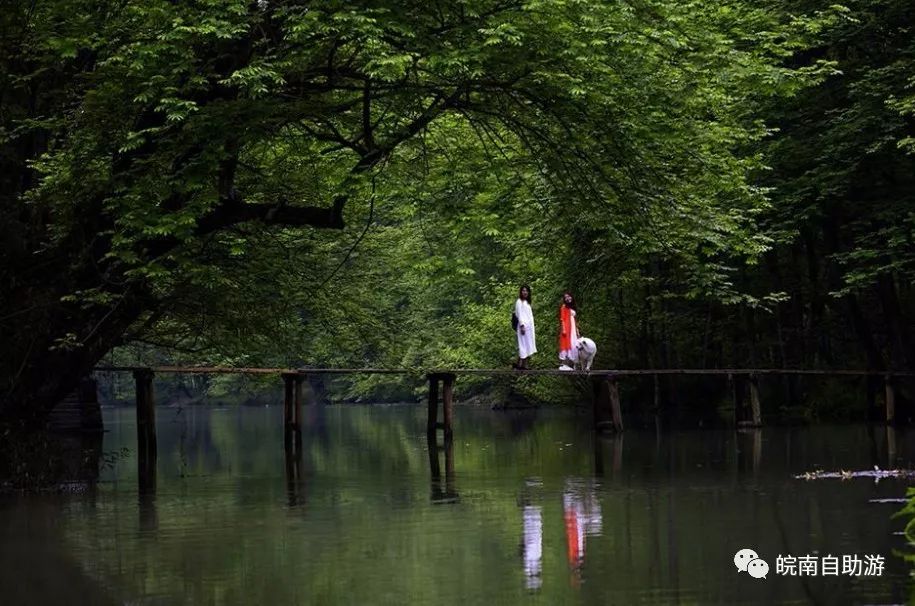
[5,0,914,416]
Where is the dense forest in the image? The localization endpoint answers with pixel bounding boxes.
[2,0,914,420]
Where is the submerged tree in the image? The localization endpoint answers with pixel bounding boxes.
[1,0,834,418]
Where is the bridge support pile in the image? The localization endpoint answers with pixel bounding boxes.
[592,375,624,433]
[426,373,455,442]
[731,373,763,427]
[133,368,157,492]
[282,372,304,452]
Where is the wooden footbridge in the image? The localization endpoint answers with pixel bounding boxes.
[93,365,912,470]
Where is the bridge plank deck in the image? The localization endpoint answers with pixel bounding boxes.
[94,366,915,377]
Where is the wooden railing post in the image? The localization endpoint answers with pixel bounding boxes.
[133,368,157,462]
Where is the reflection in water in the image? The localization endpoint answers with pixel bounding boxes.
[137,414,158,531]
[284,439,305,507]
[519,478,604,592]
[736,428,762,474]
[0,501,119,606]
[563,480,603,586]
[138,484,158,533]
[428,435,458,504]
[888,426,899,468]
[3,405,915,605]
[522,505,543,589]
[593,435,624,479]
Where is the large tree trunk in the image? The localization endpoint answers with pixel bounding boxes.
[1,224,153,421]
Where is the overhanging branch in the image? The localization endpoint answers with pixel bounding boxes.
[196,197,346,234]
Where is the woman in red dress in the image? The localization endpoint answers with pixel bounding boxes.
[558,292,578,368]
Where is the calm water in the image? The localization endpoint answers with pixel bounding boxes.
[2,401,915,605]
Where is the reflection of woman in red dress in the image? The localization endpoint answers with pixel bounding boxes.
[563,491,583,587]
[564,482,603,587]
[564,504,581,566]
[558,293,578,368]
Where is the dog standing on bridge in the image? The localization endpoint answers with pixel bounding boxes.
[575,337,597,371]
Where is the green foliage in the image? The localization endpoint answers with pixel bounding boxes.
[69,1,841,400]
[7,0,913,412]
[898,488,915,543]
[764,0,915,295]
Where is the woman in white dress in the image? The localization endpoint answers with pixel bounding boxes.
[514,285,537,369]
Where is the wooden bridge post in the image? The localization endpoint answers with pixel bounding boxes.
[885,374,896,425]
[748,373,762,427]
[608,377,623,432]
[426,374,440,441]
[592,374,623,433]
[442,373,455,441]
[427,373,456,441]
[731,373,746,426]
[866,374,881,422]
[133,368,157,463]
[282,372,296,450]
[294,374,304,451]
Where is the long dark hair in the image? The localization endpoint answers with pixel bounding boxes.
[519,284,532,305]
[561,291,576,310]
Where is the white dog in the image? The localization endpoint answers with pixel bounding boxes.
[575,337,597,371]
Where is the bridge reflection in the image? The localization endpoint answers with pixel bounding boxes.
[428,434,459,505]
